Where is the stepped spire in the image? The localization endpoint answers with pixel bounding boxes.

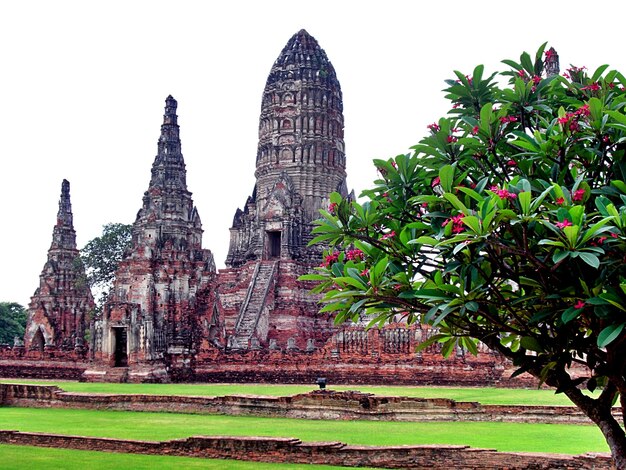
[133,95,202,249]
[88,96,216,382]
[149,95,186,190]
[50,179,76,251]
[545,47,560,77]
[56,179,73,228]
[25,179,94,353]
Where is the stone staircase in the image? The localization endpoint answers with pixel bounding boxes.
[231,261,278,349]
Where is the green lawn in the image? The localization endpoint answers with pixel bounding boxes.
[0,444,375,470]
[0,379,583,405]
[0,407,609,455]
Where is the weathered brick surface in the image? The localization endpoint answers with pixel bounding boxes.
[85,96,216,382]
[0,430,612,469]
[0,358,87,380]
[0,384,616,425]
[23,180,94,354]
[218,30,348,353]
[0,344,508,386]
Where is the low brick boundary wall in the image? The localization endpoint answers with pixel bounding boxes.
[0,360,87,381]
[0,430,612,469]
[1,383,619,425]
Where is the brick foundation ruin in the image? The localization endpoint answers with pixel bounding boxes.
[0,431,612,470]
[1,383,618,425]
[0,383,614,469]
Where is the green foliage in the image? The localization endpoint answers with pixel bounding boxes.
[0,302,27,344]
[307,46,626,458]
[80,223,132,307]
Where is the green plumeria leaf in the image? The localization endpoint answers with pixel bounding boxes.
[597,323,625,348]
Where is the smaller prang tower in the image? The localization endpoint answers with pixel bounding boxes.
[545,47,560,77]
[24,180,95,354]
[219,30,348,351]
[86,96,216,382]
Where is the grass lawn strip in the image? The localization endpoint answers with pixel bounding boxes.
[0,379,592,406]
[0,406,609,455]
[0,443,379,470]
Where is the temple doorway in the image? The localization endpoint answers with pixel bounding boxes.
[31,328,45,352]
[266,231,281,259]
[113,327,128,367]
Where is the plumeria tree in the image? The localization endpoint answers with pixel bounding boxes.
[304,45,626,466]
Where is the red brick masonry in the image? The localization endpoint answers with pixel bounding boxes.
[0,383,619,425]
[0,430,612,469]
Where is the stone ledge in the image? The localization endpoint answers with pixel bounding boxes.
[0,430,612,469]
[0,384,620,425]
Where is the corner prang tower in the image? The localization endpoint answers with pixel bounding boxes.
[88,96,216,382]
[220,30,347,350]
[24,180,95,353]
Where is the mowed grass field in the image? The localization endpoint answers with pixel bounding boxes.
[0,379,590,405]
[0,379,610,468]
[0,406,609,454]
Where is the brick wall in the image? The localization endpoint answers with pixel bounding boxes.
[192,346,505,386]
[0,430,612,469]
[0,359,87,381]
[1,384,616,425]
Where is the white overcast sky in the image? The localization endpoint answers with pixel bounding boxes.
[2,0,625,307]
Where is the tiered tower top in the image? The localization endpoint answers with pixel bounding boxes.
[149,95,187,192]
[50,179,77,251]
[255,29,347,218]
[132,96,205,254]
[227,30,348,267]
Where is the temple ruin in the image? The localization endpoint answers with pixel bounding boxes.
[219,29,349,352]
[84,96,217,382]
[11,30,506,384]
[23,180,94,354]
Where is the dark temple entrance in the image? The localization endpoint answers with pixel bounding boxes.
[266,231,281,259]
[32,328,45,352]
[113,327,128,367]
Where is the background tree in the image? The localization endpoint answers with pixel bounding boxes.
[80,223,132,308]
[306,45,626,466]
[0,302,27,344]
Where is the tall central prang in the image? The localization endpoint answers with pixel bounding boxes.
[226,29,348,267]
[86,96,216,382]
[219,30,347,351]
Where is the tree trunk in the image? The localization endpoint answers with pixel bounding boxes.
[565,388,626,469]
[596,415,626,469]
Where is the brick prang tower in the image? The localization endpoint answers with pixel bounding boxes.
[226,29,348,267]
[24,179,95,353]
[545,47,560,77]
[87,96,216,382]
[219,30,347,351]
